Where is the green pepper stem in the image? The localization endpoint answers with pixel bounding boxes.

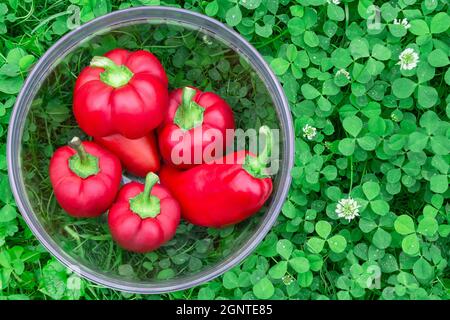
[255,126,272,166]
[173,87,205,131]
[68,137,88,164]
[182,86,197,107]
[68,137,100,179]
[142,172,159,205]
[242,126,273,179]
[90,56,134,88]
[129,172,161,219]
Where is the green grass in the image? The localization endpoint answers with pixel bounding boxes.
[0,0,449,300]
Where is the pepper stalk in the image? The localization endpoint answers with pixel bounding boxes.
[242,126,273,178]
[129,172,161,219]
[173,87,205,131]
[68,137,100,179]
[90,56,134,88]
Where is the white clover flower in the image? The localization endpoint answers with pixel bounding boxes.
[397,48,419,70]
[336,198,360,221]
[282,275,294,285]
[393,18,411,29]
[302,124,317,141]
[327,0,341,4]
[391,112,400,122]
[336,68,351,80]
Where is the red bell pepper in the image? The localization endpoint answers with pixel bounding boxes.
[73,48,168,139]
[160,126,273,228]
[95,133,160,177]
[158,86,235,169]
[49,137,122,218]
[108,172,180,253]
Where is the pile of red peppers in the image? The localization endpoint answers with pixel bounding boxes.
[49,48,274,253]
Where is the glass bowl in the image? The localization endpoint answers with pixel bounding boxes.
[7,7,294,294]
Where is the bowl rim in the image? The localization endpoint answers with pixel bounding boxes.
[7,6,294,294]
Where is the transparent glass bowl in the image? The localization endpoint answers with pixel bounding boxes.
[7,7,294,293]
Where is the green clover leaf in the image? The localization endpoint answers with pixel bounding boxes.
[253,277,274,299]
[430,12,450,34]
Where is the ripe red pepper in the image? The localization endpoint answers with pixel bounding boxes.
[74,48,168,139]
[95,133,160,177]
[158,87,235,169]
[108,173,180,253]
[49,137,122,218]
[160,126,273,228]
